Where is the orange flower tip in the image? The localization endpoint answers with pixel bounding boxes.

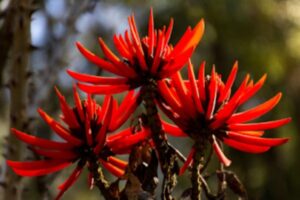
[37,108,45,115]
[280,137,290,145]
[191,18,205,45]
[149,7,153,18]
[54,86,64,99]
[75,41,83,49]
[233,60,238,69]
[10,128,18,134]
[260,73,267,83]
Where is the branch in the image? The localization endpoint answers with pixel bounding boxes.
[3,0,34,200]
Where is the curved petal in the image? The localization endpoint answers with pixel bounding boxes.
[227,131,289,147]
[223,138,270,153]
[77,83,130,94]
[67,70,128,85]
[11,128,74,150]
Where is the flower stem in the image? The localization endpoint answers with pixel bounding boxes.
[191,150,203,200]
[88,158,119,200]
[141,81,178,200]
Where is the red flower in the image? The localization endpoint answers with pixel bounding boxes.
[67,9,204,94]
[7,87,149,199]
[158,61,290,174]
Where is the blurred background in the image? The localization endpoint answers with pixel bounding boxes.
[0,0,299,199]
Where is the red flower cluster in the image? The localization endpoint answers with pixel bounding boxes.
[7,87,149,199]
[159,61,290,173]
[67,9,204,94]
[6,8,291,200]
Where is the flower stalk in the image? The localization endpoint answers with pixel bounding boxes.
[87,156,119,200]
[141,80,178,200]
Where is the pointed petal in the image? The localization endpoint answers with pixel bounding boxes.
[171,71,196,117]
[168,19,204,59]
[160,47,194,78]
[73,85,85,121]
[198,61,206,102]
[109,129,151,154]
[7,160,68,170]
[32,148,78,160]
[94,96,113,154]
[212,138,231,166]
[113,35,132,62]
[11,128,74,150]
[56,165,84,200]
[8,161,71,177]
[128,16,148,71]
[162,120,187,137]
[54,87,80,129]
[107,156,127,170]
[107,128,132,143]
[77,83,130,94]
[223,138,271,153]
[109,90,137,131]
[151,30,165,74]
[164,18,174,47]
[148,8,154,56]
[210,74,250,129]
[228,93,282,124]
[67,70,128,85]
[99,38,136,78]
[188,60,204,113]
[179,148,195,175]
[38,109,83,146]
[182,19,205,52]
[237,131,264,137]
[218,61,238,103]
[239,74,267,106]
[206,66,218,120]
[227,131,289,147]
[157,80,183,114]
[76,42,128,77]
[100,160,124,177]
[228,118,291,131]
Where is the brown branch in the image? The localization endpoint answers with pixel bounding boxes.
[88,157,119,200]
[3,0,34,200]
[140,81,179,200]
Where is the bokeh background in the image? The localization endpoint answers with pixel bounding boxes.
[0,0,299,199]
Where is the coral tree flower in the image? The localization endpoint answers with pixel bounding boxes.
[67,9,204,94]
[7,87,149,199]
[158,61,290,174]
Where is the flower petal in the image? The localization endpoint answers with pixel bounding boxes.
[100,160,125,178]
[228,118,291,131]
[76,42,126,77]
[223,138,270,153]
[228,93,282,124]
[55,165,84,200]
[77,83,130,94]
[8,160,71,177]
[227,131,289,147]
[38,109,83,146]
[162,120,187,137]
[11,128,74,150]
[218,61,238,103]
[67,70,128,85]
[212,138,231,167]
[179,147,195,175]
